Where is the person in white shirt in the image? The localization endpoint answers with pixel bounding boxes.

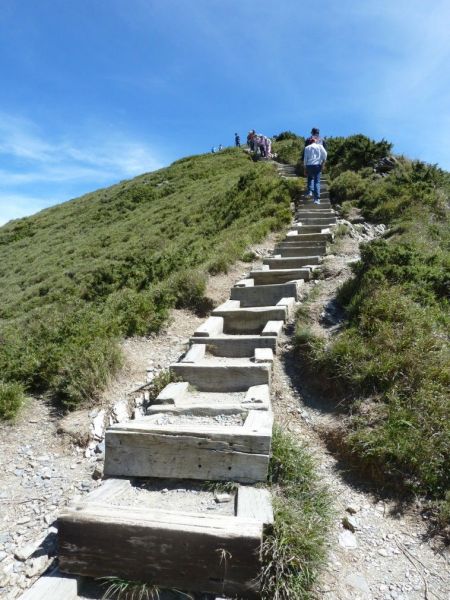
[303,139,327,204]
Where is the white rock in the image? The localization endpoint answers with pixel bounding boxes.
[14,543,36,561]
[112,399,129,423]
[339,530,358,549]
[25,555,51,578]
[343,515,358,532]
[346,504,359,514]
[91,409,106,440]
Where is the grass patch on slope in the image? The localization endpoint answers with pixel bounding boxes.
[0,148,292,416]
[262,426,331,599]
[295,135,450,528]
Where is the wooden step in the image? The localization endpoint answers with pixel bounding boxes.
[58,479,273,599]
[250,267,311,285]
[264,256,321,269]
[148,383,272,415]
[105,409,273,482]
[190,333,277,357]
[230,280,302,306]
[170,354,271,392]
[212,302,289,334]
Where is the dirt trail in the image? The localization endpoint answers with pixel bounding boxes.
[272,227,449,600]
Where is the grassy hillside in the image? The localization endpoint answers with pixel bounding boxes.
[0,148,293,417]
[295,135,450,526]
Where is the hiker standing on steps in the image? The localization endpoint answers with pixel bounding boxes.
[304,137,327,204]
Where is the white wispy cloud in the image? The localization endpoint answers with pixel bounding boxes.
[0,112,165,224]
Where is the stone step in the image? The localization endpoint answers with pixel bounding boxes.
[250,267,311,285]
[148,382,271,415]
[170,353,271,392]
[104,408,273,482]
[264,256,321,269]
[230,280,302,306]
[58,479,273,599]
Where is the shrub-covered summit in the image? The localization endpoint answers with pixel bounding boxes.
[0,148,293,418]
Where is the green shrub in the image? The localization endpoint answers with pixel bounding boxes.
[329,171,368,203]
[0,381,25,420]
[326,134,392,176]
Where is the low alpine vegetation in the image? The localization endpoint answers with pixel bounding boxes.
[295,134,450,528]
[0,148,292,417]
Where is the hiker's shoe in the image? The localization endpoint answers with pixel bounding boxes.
[313,200,321,205]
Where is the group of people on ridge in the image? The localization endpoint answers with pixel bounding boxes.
[216,126,328,205]
[303,127,327,204]
[246,130,273,158]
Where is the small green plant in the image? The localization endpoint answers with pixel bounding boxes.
[100,577,160,600]
[0,381,26,420]
[145,370,179,406]
[241,250,256,262]
[334,223,349,238]
[262,426,331,599]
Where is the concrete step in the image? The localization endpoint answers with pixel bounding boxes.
[230,280,302,306]
[264,256,321,269]
[58,479,273,599]
[148,382,271,415]
[250,267,311,285]
[104,408,273,482]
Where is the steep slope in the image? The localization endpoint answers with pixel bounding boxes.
[0,148,293,415]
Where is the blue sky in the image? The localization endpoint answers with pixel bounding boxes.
[1,0,449,224]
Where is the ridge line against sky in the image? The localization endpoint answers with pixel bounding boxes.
[0,0,449,225]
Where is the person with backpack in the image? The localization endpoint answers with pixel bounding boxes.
[303,137,327,204]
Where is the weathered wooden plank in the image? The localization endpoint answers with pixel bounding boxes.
[194,334,277,358]
[193,316,224,337]
[104,410,272,482]
[58,501,263,599]
[170,363,271,392]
